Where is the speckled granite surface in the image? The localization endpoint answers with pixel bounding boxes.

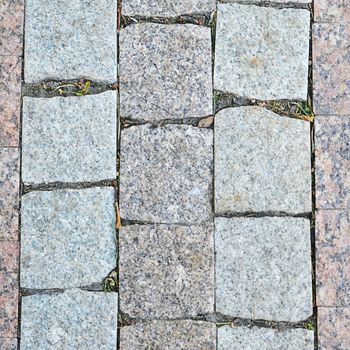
[315,0,350,22]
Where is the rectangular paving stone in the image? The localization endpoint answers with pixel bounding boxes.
[214,4,310,100]
[120,125,213,224]
[24,0,117,83]
[0,95,21,147]
[218,326,314,350]
[215,107,311,214]
[120,320,216,350]
[21,187,116,289]
[0,56,21,96]
[21,289,118,350]
[0,242,19,274]
[315,116,350,209]
[0,338,17,350]
[119,224,214,319]
[120,24,212,121]
[315,0,350,22]
[215,217,313,322]
[22,92,117,184]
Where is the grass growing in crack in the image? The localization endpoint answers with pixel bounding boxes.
[103,271,118,292]
[52,80,91,96]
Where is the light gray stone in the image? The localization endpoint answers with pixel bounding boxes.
[119,224,214,319]
[24,0,117,83]
[21,289,118,350]
[120,24,212,121]
[120,125,213,224]
[22,92,117,184]
[215,217,313,322]
[215,107,311,214]
[214,4,310,100]
[218,326,314,350]
[21,187,116,289]
[120,320,216,350]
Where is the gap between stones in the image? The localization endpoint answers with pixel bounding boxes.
[217,0,311,10]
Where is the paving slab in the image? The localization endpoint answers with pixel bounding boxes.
[214,4,310,100]
[0,338,17,350]
[119,224,214,318]
[215,107,311,214]
[20,289,118,350]
[120,125,213,224]
[215,217,313,322]
[0,56,21,96]
[24,0,117,83]
[0,242,19,274]
[120,24,212,121]
[22,92,117,184]
[120,320,216,350]
[20,187,116,289]
[315,0,350,22]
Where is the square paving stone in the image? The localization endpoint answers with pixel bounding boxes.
[120,125,213,224]
[120,320,216,350]
[214,4,310,100]
[119,224,214,319]
[120,24,212,121]
[218,326,314,350]
[315,116,350,209]
[20,289,118,350]
[315,0,350,22]
[0,338,17,350]
[22,92,117,184]
[24,0,117,83]
[215,217,313,322]
[20,187,116,289]
[215,107,311,214]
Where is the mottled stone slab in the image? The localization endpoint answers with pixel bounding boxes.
[21,187,116,289]
[21,289,118,350]
[215,217,313,321]
[0,95,21,147]
[120,321,216,350]
[315,116,350,209]
[215,107,311,214]
[318,307,350,349]
[120,125,213,224]
[0,242,19,273]
[120,224,214,319]
[0,337,17,350]
[215,4,310,100]
[120,24,212,121]
[24,0,117,82]
[0,56,21,96]
[22,92,117,184]
[315,0,350,22]
[0,148,20,241]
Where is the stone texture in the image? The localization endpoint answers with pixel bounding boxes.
[120,125,213,224]
[315,116,350,209]
[119,224,214,319]
[215,107,311,214]
[0,95,21,147]
[20,187,116,289]
[120,321,216,350]
[24,0,117,83]
[315,0,350,22]
[120,24,212,121]
[0,242,19,273]
[22,92,117,184]
[0,148,20,241]
[215,217,313,322]
[0,338,17,350]
[218,326,314,350]
[313,23,350,115]
[0,56,21,96]
[20,289,118,350]
[214,4,310,100]
[318,307,350,349]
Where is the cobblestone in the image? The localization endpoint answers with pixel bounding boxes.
[315,0,350,22]
[0,242,19,274]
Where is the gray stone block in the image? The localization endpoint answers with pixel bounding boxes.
[22,92,117,184]
[24,0,117,83]
[120,24,212,121]
[119,224,214,318]
[21,289,118,350]
[215,107,311,214]
[214,4,310,100]
[215,217,313,322]
[120,125,213,224]
[21,187,116,289]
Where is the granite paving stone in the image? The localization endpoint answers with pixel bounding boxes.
[0,338,17,350]
[24,0,117,83]
[214,4,310,100]
[20,187,116,289]
[119,224,214,319]
[120,125,213,224]
[0,242,19,273]
[215,217,313,322]
[120,24,212,121]
[315,0,350,22]
[215,107,311,214]
[0,95,21,147]
[0,56,21,95]
[120,320,216,350]
[20,289,118,350]
[22,92,117,184]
